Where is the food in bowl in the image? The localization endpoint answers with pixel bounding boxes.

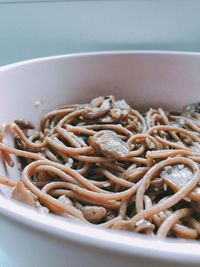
[0,95,199,239]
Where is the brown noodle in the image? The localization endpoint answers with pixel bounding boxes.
[0,96,199,239]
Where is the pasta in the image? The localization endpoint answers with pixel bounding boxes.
[0,96,200,239]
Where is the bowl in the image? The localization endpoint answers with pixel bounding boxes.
[0,51,200,267]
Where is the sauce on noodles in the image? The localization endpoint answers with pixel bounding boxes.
[0,96,200,239]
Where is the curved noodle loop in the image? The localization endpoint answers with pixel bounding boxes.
[0,96,200,239]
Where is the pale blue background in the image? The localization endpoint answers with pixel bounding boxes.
[1,0,200,67]
[0,0,200,266]
[0,251,14,267]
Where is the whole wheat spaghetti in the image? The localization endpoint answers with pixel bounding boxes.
[0,96,199,239]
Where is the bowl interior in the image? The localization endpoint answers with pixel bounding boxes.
[1,52,200,127]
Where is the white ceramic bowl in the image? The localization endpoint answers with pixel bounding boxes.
[0,52,200,267]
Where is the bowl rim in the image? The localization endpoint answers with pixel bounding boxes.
[1,50,200,72]
[0,51,200,264]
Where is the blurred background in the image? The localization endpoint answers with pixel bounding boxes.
[1,0,200,66]
[0,0,200,266]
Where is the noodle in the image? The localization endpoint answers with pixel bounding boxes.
[0,95,199,240]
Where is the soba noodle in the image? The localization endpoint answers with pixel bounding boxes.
[0,96,200,239]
